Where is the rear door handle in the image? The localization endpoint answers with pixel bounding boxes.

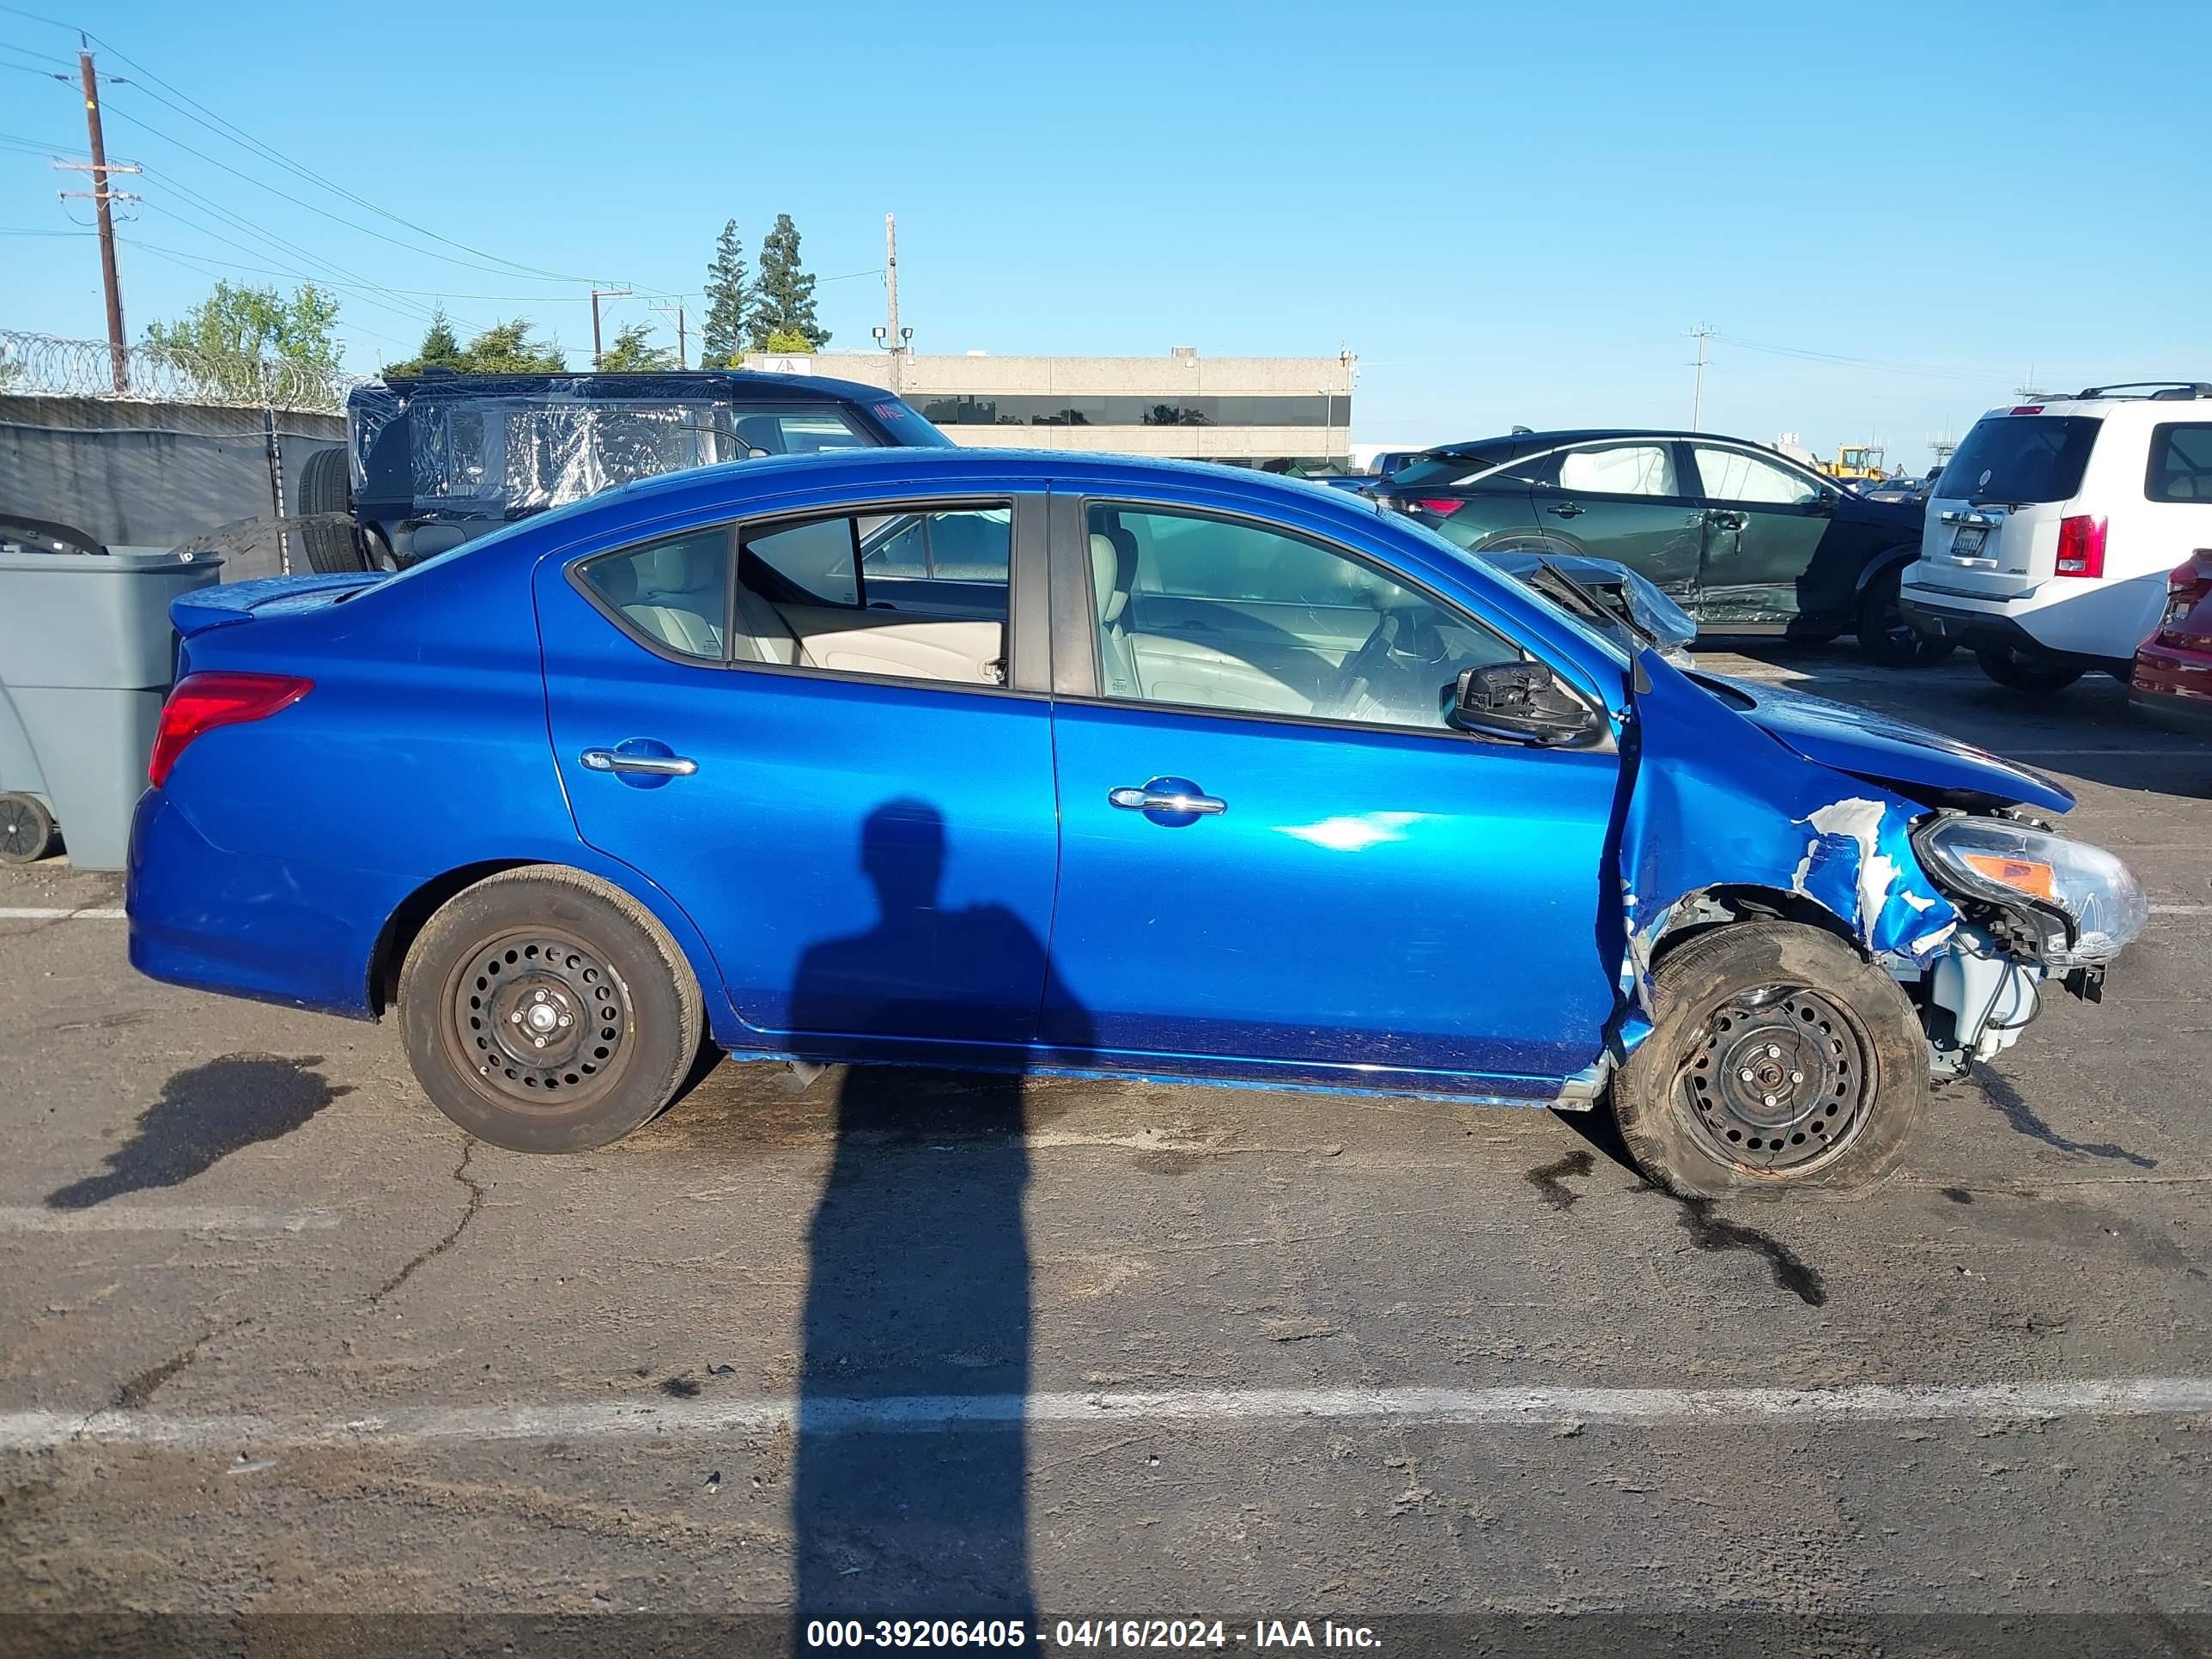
[580,748,697,776]
[1109,781,1225,816]
[1547,502,1585,519]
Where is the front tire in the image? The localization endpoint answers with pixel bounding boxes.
[398,867,704,1152]
[1974,645,2084,694]
[1611,921,1928,1197]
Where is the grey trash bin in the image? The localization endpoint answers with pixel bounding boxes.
[0,548,222,870]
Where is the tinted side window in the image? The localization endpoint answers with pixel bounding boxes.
[1554,443,1680,497]
[1689,446,1821,506]
[730,407,872,456]
[2148,423,2212,501]
[577,526,731,660]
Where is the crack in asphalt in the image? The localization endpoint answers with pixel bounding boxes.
[369,1139,486,1307]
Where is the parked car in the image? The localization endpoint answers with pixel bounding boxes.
[1320,449,1424,492]
[130,450,2144,1195]
[1899,383,2212,691]
[1861,471,1938,507]
[334,369,951,571]
[1374,429,1942,663]
[2129,550,2212,735]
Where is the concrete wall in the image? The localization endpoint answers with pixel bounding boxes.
[0,395,343,550]
[746,349,1355,462]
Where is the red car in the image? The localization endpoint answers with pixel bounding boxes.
[2131,550,2212,734]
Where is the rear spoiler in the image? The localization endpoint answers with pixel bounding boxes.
[170,573,385,638]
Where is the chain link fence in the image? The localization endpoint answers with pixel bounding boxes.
[0,327,368,414]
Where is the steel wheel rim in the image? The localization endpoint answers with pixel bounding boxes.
[0,799,39,860]
[443,928,631,1111]
[1678,984,1874,1174]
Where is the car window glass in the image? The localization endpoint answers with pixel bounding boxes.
[577,526,731,661]
[1690,446,1821,506]
[729,408,872,457]
[1557,444,1678,496]
[1088,504,1516,732]
[2148,423,2212,501]
[1936,415,2100,504]
[744,516,860,605]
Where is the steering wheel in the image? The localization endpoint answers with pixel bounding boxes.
[1313,610,1407,721]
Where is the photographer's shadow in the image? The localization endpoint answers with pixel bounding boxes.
[790,800,1088,1626]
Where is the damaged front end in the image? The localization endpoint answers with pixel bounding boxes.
[1613,653,2147,1083]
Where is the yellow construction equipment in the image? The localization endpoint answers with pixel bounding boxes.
[1817,444,1889,482]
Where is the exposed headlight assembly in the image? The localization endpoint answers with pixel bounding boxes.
[1914,814,2148,966]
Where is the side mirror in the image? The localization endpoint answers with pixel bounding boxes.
[1808,491,1838,516]
[1449,661,1602,746]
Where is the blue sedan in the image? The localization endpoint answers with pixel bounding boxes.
[128,450,2146,1194]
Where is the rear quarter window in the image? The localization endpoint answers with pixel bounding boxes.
[2146,423,2212,502]
[1936,415,2101,505]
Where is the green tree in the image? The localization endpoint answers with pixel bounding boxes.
[757,328,815,354]
[143,280,343,396]
[386,315,566,375]
[699,217,752,368]
[749,212,829,350]
[599,321,678,373]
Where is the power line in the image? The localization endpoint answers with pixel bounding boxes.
[1710,331,2011,386]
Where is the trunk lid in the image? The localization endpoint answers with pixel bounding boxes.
[170,572,386,638]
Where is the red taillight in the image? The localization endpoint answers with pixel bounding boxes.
[2054,514,2106,579]
[149,672,312,787]
[1414,498,1462,516]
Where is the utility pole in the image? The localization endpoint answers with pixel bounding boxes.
[649,299,687,367]
[883,212,902,391]
[65,40,134,392]
[1687,323,1714,430]
[591,288,630,369]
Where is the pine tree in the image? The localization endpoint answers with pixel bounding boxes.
[749,213,830,350]
[699,218,752,368]
[599,321,678,373]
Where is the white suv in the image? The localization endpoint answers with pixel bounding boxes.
[1899,383,2212,691]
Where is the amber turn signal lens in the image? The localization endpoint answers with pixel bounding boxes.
[1961,852,2057,901]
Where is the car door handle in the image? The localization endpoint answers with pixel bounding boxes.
[1705,509,1747,531]
[580,748,697,777]
[1109,784,1225,816]
[1547,502,1585,519]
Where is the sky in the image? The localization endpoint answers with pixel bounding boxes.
[3,0,2207,468]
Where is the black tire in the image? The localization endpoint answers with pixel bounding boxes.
[1856,562,1956,666]
[294,445,350,515]
[299,519,365,574]
[0,793,58,864]
[1611,921,1929,1198]
[1974,645,2085,694]
[398,866,705,1153]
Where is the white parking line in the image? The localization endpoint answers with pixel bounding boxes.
[0,906,125,921]
[3,1378,2209,1452]
[0,1206,338,1233]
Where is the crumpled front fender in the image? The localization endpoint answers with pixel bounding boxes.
[1611,653,1961,1053]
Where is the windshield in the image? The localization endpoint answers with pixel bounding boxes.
[1937,415,2100,505]
[1393,514,1632,669]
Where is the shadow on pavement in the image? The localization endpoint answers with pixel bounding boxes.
[1976,1066,2156,1169]
[788,799,1090,1628]
[44,1054,350,1210]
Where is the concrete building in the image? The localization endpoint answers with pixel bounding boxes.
[743,346,1355,469]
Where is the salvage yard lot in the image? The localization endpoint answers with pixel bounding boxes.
[3,645,2209,1646]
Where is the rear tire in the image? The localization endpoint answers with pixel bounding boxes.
[1856,564,1955,666]
[1974,645,2085,694]
[398,867,704,1152]
[1611,921,1928,1198]
[0,793,58,864]
[294,445,363,574]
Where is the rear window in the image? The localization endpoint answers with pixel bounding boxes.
[1936,415,2100,506]
[2146,423,2212,502]
[867,398,958,448]
[1388,451,1516,489]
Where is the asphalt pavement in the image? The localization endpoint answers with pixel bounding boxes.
[2,644,2209,1657]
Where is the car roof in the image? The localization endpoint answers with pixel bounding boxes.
[1425,428,1788,459]
[353,368,903,407]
